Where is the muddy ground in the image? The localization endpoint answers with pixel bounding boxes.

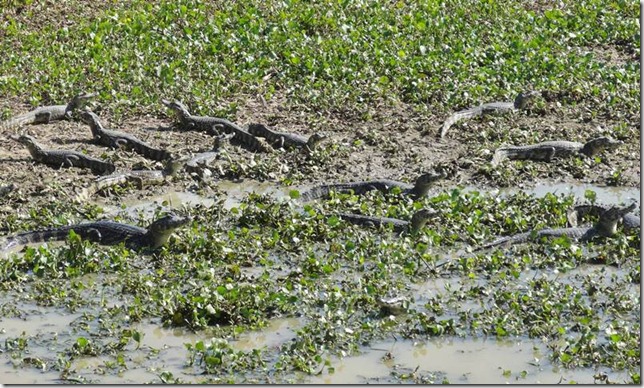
[0,93,640,220]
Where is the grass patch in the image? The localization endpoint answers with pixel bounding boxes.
[0,0,639,120]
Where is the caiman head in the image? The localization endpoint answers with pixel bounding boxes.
[161,99,192,118]
[144,212,192,249]
[514,90,541,109]
[306,133,327,150]
[581,136,623,157]
[68,92,98,110]
[409,208,438,233]
[162,155,190,176]
[79,111,103,134]
[595,202,637,237]
[412,171,445,199]
[12,134,41,150]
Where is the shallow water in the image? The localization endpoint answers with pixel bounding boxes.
[110,179,641,221]
[1,180,638,384]
[306,336,629,384]
[465,181,640,207]
[0,264,636,384]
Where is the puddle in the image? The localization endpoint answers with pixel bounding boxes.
[0,180,638,384]
[101,179,640,222]
[216,179,291,208]
[101,178,293,219]
[231,317,302,351]
[0,314,304,384]
[464,182,640,207]
[306,336,631,384]
[0,306,84,384]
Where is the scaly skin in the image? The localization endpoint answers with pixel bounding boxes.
[13,134,115,175]
[185,151,221,175]
[161,99,241,135]
[440,91,541,139]
[337,209,437,233]
[475,203,637,251]
[76,157,186,201]
[491,136,624,166]
[300,172,444,203]
[161,99,273,152]
[1,213,191,252]
[80,111,172,161]
[229,127,275,153]
[247,123,326,151]
[568,203,640,232]
[1,92,97,130]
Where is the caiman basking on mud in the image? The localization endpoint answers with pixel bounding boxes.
[80,111,172,161]
[474,203,637,251]
[1,213,190,252]
[491,136,623,166]
[161,100,273,153]
[247,123,326,151]
[1,92,97,130]
[75,157,187,201]
[337,209,438,234]
[299,172,445,202]
[439,91,541,139]
[161,99,242,135]
[12,134,116,175]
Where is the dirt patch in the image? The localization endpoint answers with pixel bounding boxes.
[0,1,132,36]
[0,93,639,216]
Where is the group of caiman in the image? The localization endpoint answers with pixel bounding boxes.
[0,91,638,256]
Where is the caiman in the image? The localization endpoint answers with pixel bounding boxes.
[80,111,172,161]
[228,126,275,153]
[439,91,541,139]
[474,203,637,251]
[161,100,273,152]
[299,172,445,203]
[1,213,190,252]
[247,123,326,151]
[161,99,241,135]
[75,157,187,201]
[0,183,14,198]
[567,203,640,232]
[1,92,97,130]
[12,134,115,175]
[491,136,623,166]
[337,209,437,234]
[184,151,224,178]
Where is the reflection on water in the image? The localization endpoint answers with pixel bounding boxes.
[0,180,638,383]
[0,307,84,384]
[112,180,640,220]
[464,182,640,207]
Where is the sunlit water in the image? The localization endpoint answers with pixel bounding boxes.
[0,181,639,383]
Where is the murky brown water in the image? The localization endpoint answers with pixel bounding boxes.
[305,336,628,384]
[466,181,640,208]
[0,182,638,383]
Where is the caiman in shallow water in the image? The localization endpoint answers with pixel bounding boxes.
[1,213,190,252]
[75,157,187,201]
[300,172,445,203]
[337,208,437,234]
[475,203,637,251]
[567,203,640,232]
